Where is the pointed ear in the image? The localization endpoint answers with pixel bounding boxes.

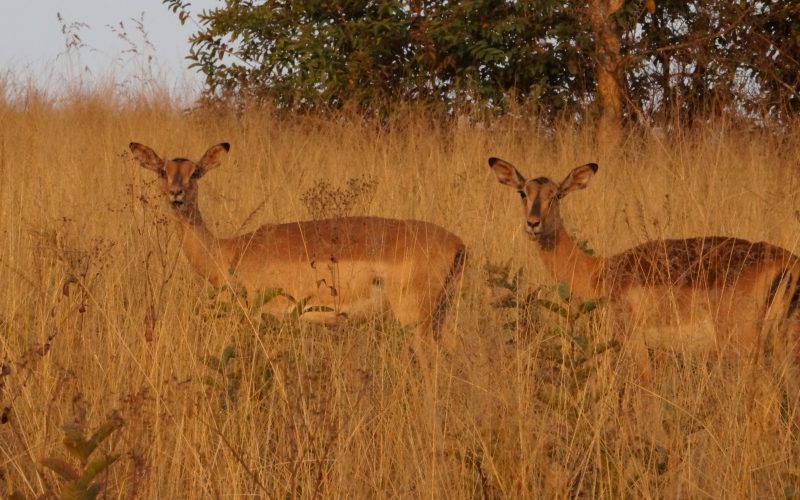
[557,163,598,198]
[129,142,164,172]
[488,157,527,190]
[197,143,230,173]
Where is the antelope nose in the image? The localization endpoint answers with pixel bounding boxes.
[527,221,540,230]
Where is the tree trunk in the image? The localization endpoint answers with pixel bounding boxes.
[587,0,625,147]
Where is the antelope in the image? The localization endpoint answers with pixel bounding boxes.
[128,142,466,353]
[488,157,800,381]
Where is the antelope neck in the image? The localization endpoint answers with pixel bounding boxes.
[535,226,604,298]
[171,201,232,288]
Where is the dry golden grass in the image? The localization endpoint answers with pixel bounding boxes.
[2,89,800,498]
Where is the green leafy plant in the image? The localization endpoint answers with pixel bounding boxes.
[200,340,278,412]
[200,281,333,411]
[207,285,327,328]
[537,282,606,326]
[40,415,123,500]
[203,345,242,409]
[484,259,618,375]
[484,259,631,491]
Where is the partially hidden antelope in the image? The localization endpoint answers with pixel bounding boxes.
[489,157,800,380]
[128,142,465,352]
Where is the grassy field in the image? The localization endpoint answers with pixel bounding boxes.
[2,90,800,498]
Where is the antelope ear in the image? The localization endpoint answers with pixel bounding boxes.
[129,142,164,172]
[488,157,527,190]
[557,163,598,198]
[197,143,231,173]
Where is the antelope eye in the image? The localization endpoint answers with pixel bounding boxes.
[158,170,166,179]
[191,169,203,179]
[518,191,527,200]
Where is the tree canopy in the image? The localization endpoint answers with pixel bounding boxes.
[164,0,800,126]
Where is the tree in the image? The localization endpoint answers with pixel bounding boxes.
[164,0,800,126]
[620,1,800,126]
[585,0,625,144]
[164,0,594,117]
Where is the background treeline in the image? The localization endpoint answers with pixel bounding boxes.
[163,0,799,129]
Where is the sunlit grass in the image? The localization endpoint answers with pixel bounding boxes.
[1,87,799,498]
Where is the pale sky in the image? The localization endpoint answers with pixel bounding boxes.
[0,0,220,97]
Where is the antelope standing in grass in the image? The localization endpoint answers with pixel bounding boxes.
[128,142,465,353]
[488,157,800,381]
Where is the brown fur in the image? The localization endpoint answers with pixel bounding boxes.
[602,237,797,291]
[489,157,800,380]
[129,142,466,353]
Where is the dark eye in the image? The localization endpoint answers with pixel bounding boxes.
[158,170,166,179]
[191,169,203,179]
[518,191,527,200]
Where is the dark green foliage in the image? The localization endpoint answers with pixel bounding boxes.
[484,259,617,374]
[163,0,593,115]
[40,416,123,500]
[164,0,800,124]
[203,344,244,409]
[484,259,625,480]
[621,1,800,124]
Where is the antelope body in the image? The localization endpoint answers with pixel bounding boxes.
[489,157,800,378]
[129,142,465,351]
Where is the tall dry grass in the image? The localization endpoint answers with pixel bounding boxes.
[1,88,800,498]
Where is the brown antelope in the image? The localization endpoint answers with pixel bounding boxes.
[128,142,465,352]
[488,157,800,381]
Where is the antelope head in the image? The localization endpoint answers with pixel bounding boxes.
[489,158,598,244]
[129,142,230,215]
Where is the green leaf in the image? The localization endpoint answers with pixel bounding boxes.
[84,421,123,457]
[290,296,312,318]
[302,305,336,313]
[202,375,223,389]
[84,482,103,500]
[555,283,572,303]
[76,454,119,490]
[62,419,122,463]
[510,268,523,290]
[41,457,80,481]
[62,424,92,462]
[576,297,606,315]
[204,355,224,374]
[572,335,589,348]
[249,287,292,315]
[213,301,232,315]
[60,482,85,500]
[535,298,571,319]
[593,340,620,355]
[492,296,518,309]
[220,345,236,367]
